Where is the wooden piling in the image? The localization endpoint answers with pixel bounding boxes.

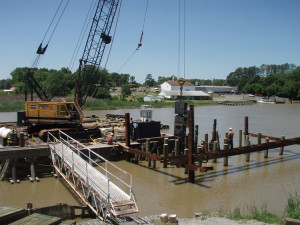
[19,132,25,147]
[264,138,269,158]
[153,153,157,168]
[244,116,249,143]
[12,160,17,183]
[146,139,151,167]
[163,144,168,168]
[223,143,228,166]
[223,138,228,166]
[246,137,250,162]
[175,139,179,156]
[239,129,242,147]
[280,135,285,155]
[30,158,36,180]
[257,133,262,145]
[187,105,195,183]
[195,125,199,148]
[125,113,130,147]
[212,119,217,142]
[184,148,188,174]
[205,134,209,151]
[213,141,218,163]
[164,138,168,145]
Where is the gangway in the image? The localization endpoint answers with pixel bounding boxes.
[47,130,138,220]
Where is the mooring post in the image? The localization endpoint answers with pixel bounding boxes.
[224,138,228,166]
[223,141,228,166]
[164,138,168,145]
[258,133,262,144]
[244,116,249,143]
[125,113,130,147]
[213,141,218,163]
[27,202,33,215]
[163,144,168,168]
[264,138,269,158]
[205,134,209,151]
[187,105,195,183]
[135,154,139,164]
[246,136,250,162]
[184,148,188,174]
[146,138,151,166]
[175,139,179,156]
[280,135,285,155]
[11,159,17,183]
[30,158,36,181]
[19,132,25,147]
[239,129,242,148]
[153,152,157,168]
[195,125,199,148]
[212,119,217,142]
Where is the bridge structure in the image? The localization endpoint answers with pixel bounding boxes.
[47,130,138,221]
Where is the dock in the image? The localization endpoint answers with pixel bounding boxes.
[0,204,80,225]
[117,108,300,183]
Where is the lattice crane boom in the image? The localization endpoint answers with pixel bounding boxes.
[75,0,120,108]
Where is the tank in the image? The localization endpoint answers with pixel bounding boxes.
[0,127,12,138]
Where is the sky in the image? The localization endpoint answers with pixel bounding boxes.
[0,0,300,83]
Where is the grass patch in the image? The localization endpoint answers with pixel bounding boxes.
[218,204,283,224]
[216,198,300,225]
[0,101,25,112]
[286,191,300,220]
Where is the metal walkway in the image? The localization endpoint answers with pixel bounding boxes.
[47,131,138,220]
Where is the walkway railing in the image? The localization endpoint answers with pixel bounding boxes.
[47,130,138,220]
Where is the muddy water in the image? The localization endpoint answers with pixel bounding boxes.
[1,104,300,217]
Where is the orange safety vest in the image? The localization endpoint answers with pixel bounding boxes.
[199,145,205,152]
[228,131,234,139]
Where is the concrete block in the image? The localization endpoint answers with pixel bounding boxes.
[169,214,177,223]
[160,213,168,222]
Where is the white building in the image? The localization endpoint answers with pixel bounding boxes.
[159,81,210,100]
[196,85,238,94]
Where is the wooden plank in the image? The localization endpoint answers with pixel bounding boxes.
[60,219,76,225]
[0,146,49,160]
[9,213,62,225]
[112,200,135,207]
[0,206,26,224]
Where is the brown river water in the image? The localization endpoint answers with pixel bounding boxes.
[1,104,300,217]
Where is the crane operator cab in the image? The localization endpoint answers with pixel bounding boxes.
[17,101,84,127]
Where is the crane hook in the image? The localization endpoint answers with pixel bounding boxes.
[136,31,143,50]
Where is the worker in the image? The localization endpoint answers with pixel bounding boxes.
[199,141,205,152]
[228,128,234,149]
[107,136,113,145]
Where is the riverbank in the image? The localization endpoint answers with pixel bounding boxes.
[78,216,277,225]
[0,94,250,112]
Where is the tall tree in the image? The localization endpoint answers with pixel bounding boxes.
[144,74,156,87]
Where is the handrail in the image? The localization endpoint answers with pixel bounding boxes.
[48,130,133,198]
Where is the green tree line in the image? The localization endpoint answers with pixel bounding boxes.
[2,63,300,100]
[226,63,300,99]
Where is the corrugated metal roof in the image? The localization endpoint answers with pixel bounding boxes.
[159,90,209,97]
[166,81,194,86]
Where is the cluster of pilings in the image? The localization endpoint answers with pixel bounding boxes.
[119,106,300,183]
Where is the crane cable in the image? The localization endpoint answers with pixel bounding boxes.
[30,0,70,68]
[177,0,186,79]
[69,0,98,71]
[116,0,149,73]
[104,0,123,69]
